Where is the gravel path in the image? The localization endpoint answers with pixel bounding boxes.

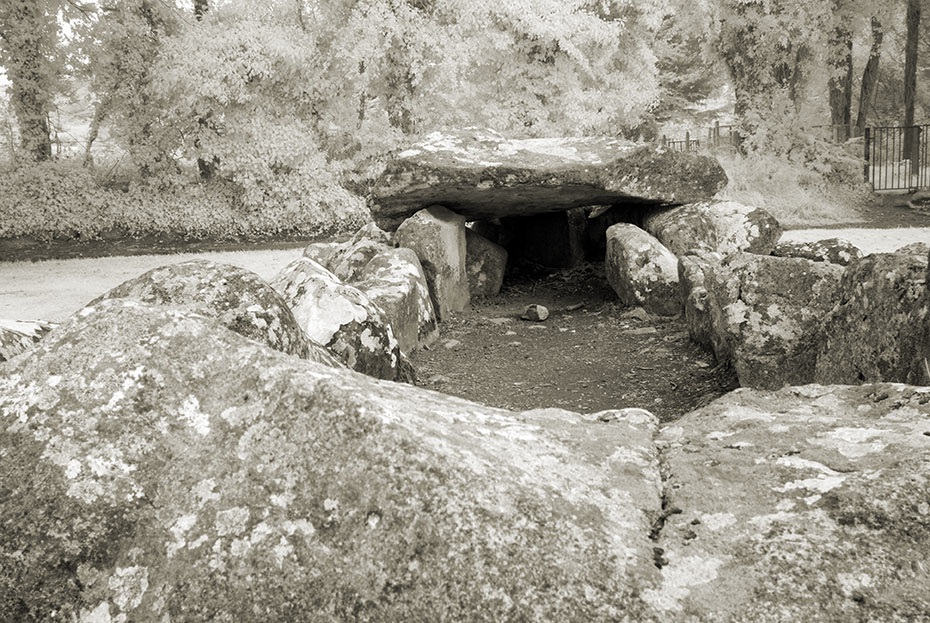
[1,228,927,323]
[779,227,930,253]
[0,247,303,322]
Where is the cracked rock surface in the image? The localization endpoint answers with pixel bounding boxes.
[652,384,930,621]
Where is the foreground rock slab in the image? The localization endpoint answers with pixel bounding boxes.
[653,384,930,621]
[369,130,728,229]
[0,299,664,622]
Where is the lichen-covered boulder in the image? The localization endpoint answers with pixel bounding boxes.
[0,298,664,622]
[302,223,393,283]
[355,247,438,354]
[90,259,336,364]
[702,253,843,389]
[605,223,680,316]
[642,200,782,257]
[0,319,57,363]
[652,384,930,621]
[369,129,728,230]
[772,237,862,266]
[272,258,403,380]
[677,253,722,352]
[394,206,469,320]
[465,228,508,298]
[815,247,928,384]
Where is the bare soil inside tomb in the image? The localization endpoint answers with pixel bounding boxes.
[409,261,739,423]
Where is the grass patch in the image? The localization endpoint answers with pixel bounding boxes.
[715,151,873,228]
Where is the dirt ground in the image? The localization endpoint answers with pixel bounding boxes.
[409,263,738,423]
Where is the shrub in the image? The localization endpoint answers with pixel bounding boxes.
[0,160,370,241]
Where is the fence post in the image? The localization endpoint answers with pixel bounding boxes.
[863,127,871,185]
[714,120,720,147]
[907,126,923,190]
[685,131,690,151]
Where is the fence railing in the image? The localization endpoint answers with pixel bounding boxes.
[663,120,930,192]
[863,125,929,191]
[660,121,740,153]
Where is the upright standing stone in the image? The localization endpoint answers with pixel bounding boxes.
[815,247,929,384]
[394,206,469,320]
[355,247,439,354]
[465,228,508,298]
[702,253,843,389]
[605,223,681,316]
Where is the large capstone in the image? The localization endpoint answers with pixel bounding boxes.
[90,259,334,363]
[652,384,930,620]
[0,298,664,622]
[369,130,728,230]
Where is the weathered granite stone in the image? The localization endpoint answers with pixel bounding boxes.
[772,237,862,266]
[465,228,507,298]
[502,208,587,269]
[0,298,664,622]
[369,130,728,229]
[642,201,782,256]
[605,223,681,316]
[903,251,930,385]
[91,259,334,363]
[303,241,339,268]
[394,206,469,320]
[355,247,438,354]
[652,384,930,621]
[272,258,403,380]
[677,253,723,352]
[702,253,844,388]
[0,319,57,363]
[815,247,928,384]
[303,223,393,283]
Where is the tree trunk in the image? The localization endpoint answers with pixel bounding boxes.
[1,1,55,162]
[192,0,217,179]
[904,0,921,163]
[828,25,853,141]
[856,17,883,132]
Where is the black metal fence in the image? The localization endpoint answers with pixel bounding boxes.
[661,121,740,153]
[663,120,930,192]
[863,125,930,191]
